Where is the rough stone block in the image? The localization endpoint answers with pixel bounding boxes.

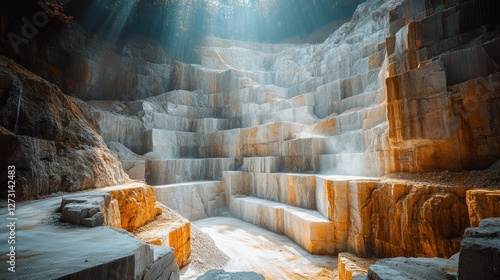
[459,218,500,280]
[141,110,193,132]
[60,193,121,228]
[141,245,179,280]
[94,110,145,154]
[348,181,379,257]
[280,174,317,209]
[194,118,228,133]
[444,43,500,86]
[134,205,191,268]
[338,252,376,280]
[466,189,500,227]
[154,181,226,221]
[283,206,335,255]
[144,129,198,158]
[101,183,160,231]
[121,159,146,181]
[316,176,350,252]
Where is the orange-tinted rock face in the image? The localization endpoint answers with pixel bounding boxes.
[338,252,376,280]
[385,0,500,173]
[0,57,128,200]
[317,177,470,258]
[466,189,500,227]
[133,203,191,268]
[370,182,469,258]
[106,184,161,231]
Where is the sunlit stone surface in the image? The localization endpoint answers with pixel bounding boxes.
[0,0,499,278]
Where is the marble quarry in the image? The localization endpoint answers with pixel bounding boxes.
[86,0,499,258]
[0,0,499,279]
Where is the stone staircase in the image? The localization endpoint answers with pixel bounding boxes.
[89,0,395,257]
[89,0,500,259]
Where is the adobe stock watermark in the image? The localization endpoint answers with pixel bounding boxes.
[7,0,70,54]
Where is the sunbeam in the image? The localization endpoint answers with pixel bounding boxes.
[65,0,363,62]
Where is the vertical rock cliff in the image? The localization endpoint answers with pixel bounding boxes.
[385,0,500,172]
[0,57,128,199]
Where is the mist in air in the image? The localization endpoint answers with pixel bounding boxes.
[65,0,364,62]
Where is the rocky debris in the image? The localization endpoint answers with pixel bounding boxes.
[0,56,128,200]
[197,269,265,280]
[183,224,230,276]
[59,192,120,227]
[384,159,500,189]
[458,218,500,279]
[367,254,459,280]
[134,203,191,268]
[338,252,377,280]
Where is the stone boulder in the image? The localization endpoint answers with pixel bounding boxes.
[60,193,121,227]
[458,218,500,279]
[0,56,128,200]
[103,184,162,232]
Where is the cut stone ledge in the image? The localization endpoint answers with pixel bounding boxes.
[0,196,180,280]
[230,195,334,255]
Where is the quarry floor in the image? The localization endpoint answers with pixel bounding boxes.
[181,217,337,280]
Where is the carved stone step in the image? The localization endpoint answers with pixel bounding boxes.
[230,196,335,255]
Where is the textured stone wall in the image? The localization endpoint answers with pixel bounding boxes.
[385,0,500,172]
[0,13,172,101]
[0,56,128,199]
[317,177,470,258]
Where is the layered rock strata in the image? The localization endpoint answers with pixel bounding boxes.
[0,56,128,200]
[385,0,500,172]
[366,218,500,280]
[85,0,499,259]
